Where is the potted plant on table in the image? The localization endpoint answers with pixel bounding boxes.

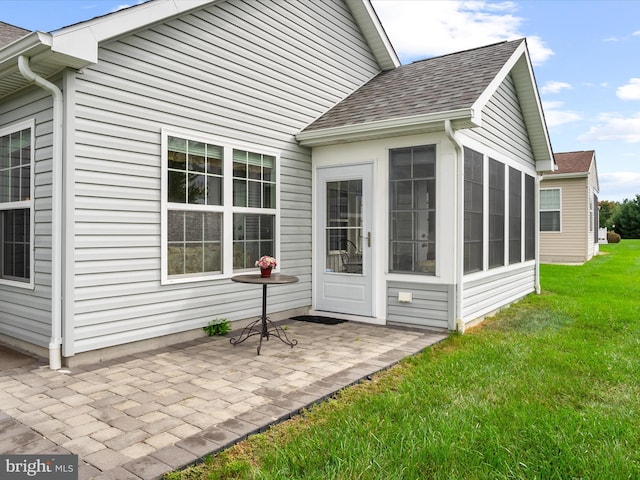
[256,255,277,277]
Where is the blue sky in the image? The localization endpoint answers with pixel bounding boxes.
[2,0,639,202]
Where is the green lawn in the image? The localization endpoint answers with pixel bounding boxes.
[167,241,640,479]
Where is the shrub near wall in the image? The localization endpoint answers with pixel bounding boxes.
[607,231,621,243]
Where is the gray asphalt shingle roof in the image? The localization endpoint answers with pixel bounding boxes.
[0,21,30,49]
[303,39,524,132]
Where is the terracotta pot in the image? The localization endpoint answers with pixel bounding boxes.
[260,267,272,277]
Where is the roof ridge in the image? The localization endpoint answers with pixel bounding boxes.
[555,150,594,154]
[0,20,30,33]
[409,38,524,65]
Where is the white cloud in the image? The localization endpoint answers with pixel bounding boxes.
[541,100,581,127]
[599,172,640,202]
[540,81,572,95]
[617,78,640,100]
[110,1,146,13]
[633,30,640,36]
[578,113,640,143]
[373,0,553,65]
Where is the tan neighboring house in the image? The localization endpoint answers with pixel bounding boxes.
[540,151,599,263]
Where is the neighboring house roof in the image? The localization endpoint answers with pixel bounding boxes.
[0,21,30,49]
[551,150,594,174]
[547,150,599,192]
[0,0,398,100]
[297,38,555,172]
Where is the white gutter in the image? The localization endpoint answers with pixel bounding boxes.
[18,56,63,370]
[445,119,465,333]
[297,108,474,147]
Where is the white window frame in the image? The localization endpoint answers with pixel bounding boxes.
[0,120,35,289]
[540,187,562,233]
[160,128,280,285]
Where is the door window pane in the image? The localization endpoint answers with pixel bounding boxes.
[326,180,362,273]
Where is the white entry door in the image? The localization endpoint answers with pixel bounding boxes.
[315,164,373,316]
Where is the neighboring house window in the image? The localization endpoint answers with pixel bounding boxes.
[488,158,505,269]
[540,188,561,232]
[163,132,277,282]
[464,148,483,274]
[508,167,522,264]
[588,190,594,233]
[524,174,535,260]
[0,123,32,285]
[389,145,436,274]
[592,193,598,243]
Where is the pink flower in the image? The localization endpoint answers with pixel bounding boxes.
[255,256,277,269]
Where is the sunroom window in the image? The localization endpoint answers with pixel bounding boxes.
[0,124,32,285]
[389,145,436,274]
[163,132,277,282]
[464,148,483,274]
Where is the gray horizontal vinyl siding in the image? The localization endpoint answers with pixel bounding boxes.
[463,264,535,321]
[70,0,381,354]
[466,74,535,169]
[0,87,54,348]
[387,281,452,330]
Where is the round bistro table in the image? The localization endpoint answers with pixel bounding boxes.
[230,273,299,355]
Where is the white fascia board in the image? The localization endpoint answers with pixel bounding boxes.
[472,40,555,172]
[544,172,589,180]
[536,158,557,173]
[296,108,473,146]
[52,0,214,47]
[471,40,527,114]
[346,0,400,70]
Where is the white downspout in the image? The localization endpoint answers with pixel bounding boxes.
[535,174,542,294]
[18,56,63,370]
[445,119,465,333]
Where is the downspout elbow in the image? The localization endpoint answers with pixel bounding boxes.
[18,55,64,370]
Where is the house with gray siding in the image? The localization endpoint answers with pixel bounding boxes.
[0,0,553,369]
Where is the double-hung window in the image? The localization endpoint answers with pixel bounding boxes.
[0,122,33,286]
[163,131,277,283]
[540,188,561,232]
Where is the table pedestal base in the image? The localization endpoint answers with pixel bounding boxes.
[229,316,297,355]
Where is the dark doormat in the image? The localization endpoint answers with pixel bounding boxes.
[291,315,347,325]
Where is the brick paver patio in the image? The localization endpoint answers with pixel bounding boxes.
[0,319,447,480]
